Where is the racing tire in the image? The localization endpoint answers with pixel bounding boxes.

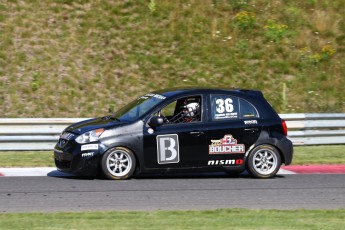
[101,147,136,180]
[246,145,281,179]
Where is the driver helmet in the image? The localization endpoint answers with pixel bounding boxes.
[184,102,200,117]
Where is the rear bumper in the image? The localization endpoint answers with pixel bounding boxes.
[277,136,293,165]
[253,131,293,165]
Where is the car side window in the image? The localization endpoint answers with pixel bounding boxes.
[156,95,202,124]
[211,95,239,120]
[239,98,259,118]
[160,100,177,118]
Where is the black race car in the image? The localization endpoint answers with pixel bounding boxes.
[54,88,293,179]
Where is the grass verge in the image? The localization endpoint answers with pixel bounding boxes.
[0,151,55,167]
[0,209,344,230]
[292,145,345,165]
[0,145,344,167]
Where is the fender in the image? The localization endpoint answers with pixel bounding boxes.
[249,130,293,165]
[99,120,145,171]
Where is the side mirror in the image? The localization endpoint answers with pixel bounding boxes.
[149,116,164,127]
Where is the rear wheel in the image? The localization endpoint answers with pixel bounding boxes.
[101,147,136,180]
[246,145,281,179]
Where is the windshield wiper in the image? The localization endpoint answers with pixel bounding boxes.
[102,115,121,121]
[110,116,121,121]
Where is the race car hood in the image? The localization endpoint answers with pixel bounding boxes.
[64,117,126,135]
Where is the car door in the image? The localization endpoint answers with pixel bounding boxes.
[206,94,262,167]
[143,94,209,169]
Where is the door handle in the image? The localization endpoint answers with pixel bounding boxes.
[245,128,259,133]
[189,131,204,136]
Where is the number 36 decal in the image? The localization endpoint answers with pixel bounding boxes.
[214,97,238,119]
[216,98,234,113]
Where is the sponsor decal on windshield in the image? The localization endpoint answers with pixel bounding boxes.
[209,135,245,154]
[141,93,166,100]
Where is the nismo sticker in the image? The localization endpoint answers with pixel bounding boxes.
[208,159,243,165]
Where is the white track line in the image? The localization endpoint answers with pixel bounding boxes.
[277,168,296,174]
[0,167,73,177]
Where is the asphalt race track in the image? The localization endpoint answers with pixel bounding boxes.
[1,173,344,213]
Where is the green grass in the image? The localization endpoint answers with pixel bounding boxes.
[292,145,345,165]
[0,145,344,167]
[0,151,55,167]
[0,1,344,118]
[0,209,344,230]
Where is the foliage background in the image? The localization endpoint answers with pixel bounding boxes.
[0,0,344,118]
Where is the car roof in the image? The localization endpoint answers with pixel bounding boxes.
[151,87,279,120]
[152,87,263,98]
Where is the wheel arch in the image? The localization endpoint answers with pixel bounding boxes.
[250,130,292,165]
[249,142,286,164]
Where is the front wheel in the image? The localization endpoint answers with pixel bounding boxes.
[246,145,281,179]
[101,147,136,180]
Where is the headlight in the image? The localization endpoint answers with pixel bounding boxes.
[75,128,105,144]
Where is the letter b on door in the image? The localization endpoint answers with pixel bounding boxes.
[157,134,179,164]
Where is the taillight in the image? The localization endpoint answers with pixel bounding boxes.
[282,120,288,136]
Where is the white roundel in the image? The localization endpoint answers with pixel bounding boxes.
[148,128,154,134]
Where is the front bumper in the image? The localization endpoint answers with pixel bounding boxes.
[54,137,104,177]
[54,149,100,176]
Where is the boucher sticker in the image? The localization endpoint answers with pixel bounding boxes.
[209,134,245,154]
[156,134,179,164]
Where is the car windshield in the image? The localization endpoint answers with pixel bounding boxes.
[111,93,166,122]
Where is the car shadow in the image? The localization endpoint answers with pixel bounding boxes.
[133,172,286,180]
[47,170,94,180]
[133,172,240,179]
[47,170,286,180]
